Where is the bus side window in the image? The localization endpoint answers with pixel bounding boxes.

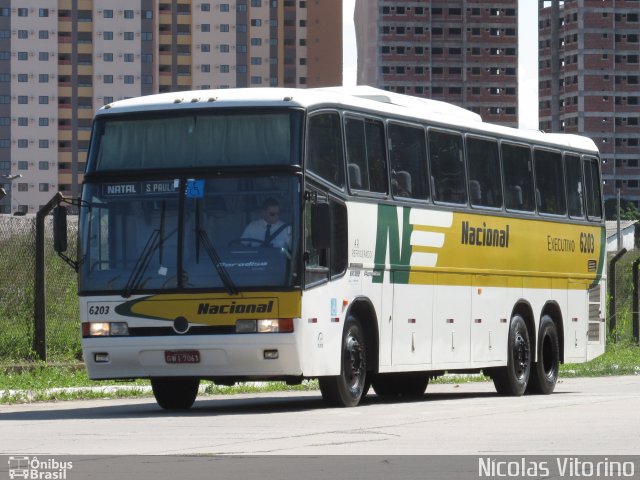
[584,156,603,219]
[388,123,429,200]
[534,148,566,215]
[306,112,345,188]
[565,153,585,218]
[429,129,466,204]
[345,117,388,194]
[466,136,502,208]
[502,143,535,212]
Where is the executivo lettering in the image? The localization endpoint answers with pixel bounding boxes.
[461,221,510,248]
[197,300,274,315]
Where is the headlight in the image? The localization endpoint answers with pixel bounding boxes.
[82,322,130,337]
[235,318,294,333]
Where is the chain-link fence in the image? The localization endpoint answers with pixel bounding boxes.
[609,249,640,344]
[0,213,80,363]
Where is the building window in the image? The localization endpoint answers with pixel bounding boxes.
[18,52,28,61]
[104,75,113,83]
[251,38,262,46]
[18,30,28,39]
[201,24,211,32]
[143,10,153,19]
[39,161,49,170]
[18,183,28,192]
[18,140,28,149]
[201,64,211,72]
[142,75,153,85]
[251,76,262,85]
[104,31,113,40]
[251,57,262,65]
[220,65,230,73]
[18,161,29,169]
[201,3,211,11]
[18,8,28,17]
[103,53,113,62]
[124,10,134,19]
[124,32,134,40]
[18,96,28,104]
[124,53,134,62]
[39,183,49,192]
[220,24,229,32]
[220,4,229,12]
[124,75,134,84]
[251,19,262,27]
[39,8,49,17]
[237,3,247,12]
[202,44,212,52]
[39,118,49,127]
[39,140,49,148]
[38,30,49,39]
[141,53,152,63]
[39,96,48,105]
[141,32,153,41]
[39,52,49,61]
[17,74,28,83]
[104,9,113,18]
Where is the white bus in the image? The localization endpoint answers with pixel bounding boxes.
[55,87,606,409]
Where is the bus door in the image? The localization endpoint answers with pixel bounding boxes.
[390,271,433,366]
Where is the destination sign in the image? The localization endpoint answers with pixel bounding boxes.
[103,180,179,197]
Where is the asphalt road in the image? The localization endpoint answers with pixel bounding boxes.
[1,376,639,456]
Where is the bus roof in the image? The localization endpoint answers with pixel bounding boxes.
[97,86,599,154]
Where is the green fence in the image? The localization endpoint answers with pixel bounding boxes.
[0,214,80,363]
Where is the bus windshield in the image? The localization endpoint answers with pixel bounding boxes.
[78,175,301,294]
[89,109,303,171]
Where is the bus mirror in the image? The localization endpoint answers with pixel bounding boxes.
[53,206,68,253]
[311,203,331,250]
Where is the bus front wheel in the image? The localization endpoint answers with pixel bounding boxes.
[319,317,367,407]
[491,314,531,396]
[527,315,560,394]
[151,378,200,410]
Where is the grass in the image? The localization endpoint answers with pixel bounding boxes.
[1,341,638,405]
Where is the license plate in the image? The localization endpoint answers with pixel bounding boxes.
[164,350,200,364]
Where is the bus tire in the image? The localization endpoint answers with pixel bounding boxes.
[527,315,560,395]
[151,378,200,410]
[372,372,429,398]
[492,314,531,396]
[319,317,367,407]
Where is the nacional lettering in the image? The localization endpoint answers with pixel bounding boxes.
[461,221,510,248]
[197,300,274,315]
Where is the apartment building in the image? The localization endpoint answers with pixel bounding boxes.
[355,0,520,127]
[539,0,640,204]
[0,0,341,214]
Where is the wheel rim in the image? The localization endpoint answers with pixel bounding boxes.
[343,333,365,394]
[513,332,530,380]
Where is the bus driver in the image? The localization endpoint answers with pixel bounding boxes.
[241,197,291,249]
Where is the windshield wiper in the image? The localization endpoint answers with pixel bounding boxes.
[122,229,161,298]
[197,229,239,295]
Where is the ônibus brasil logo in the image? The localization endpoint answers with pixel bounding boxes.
[8,456,73,479]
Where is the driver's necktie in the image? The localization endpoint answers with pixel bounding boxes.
[264,224,271,245]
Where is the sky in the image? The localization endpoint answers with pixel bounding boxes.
[341,0,539,130]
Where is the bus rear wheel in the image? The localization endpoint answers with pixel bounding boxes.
[151,378,200,410]
[527,315,560,394]
[491,314,531,396]
[319,317,367,407]
[372,372,429,398]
